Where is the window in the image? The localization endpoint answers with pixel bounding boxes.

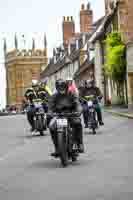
[16,71,23,81]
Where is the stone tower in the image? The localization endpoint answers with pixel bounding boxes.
[62,16,75,47]
[80,2,93,33]
[4,34,48,109]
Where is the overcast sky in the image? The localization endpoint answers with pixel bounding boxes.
[0,0,105,108]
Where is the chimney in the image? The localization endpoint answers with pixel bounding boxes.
[62,16,75,47]
[80,2,93,33]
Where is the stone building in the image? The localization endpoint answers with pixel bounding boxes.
[4,35,48,109]
[103,0,133,107]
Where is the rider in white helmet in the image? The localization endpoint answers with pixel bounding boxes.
[66,76,79,96]
[24,79,39,132]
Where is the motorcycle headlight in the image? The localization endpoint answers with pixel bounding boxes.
[88,100,93,107]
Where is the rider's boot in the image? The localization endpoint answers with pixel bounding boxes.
[96,106,104,126]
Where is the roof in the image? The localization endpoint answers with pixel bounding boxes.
[40,55,71,78]
[41,16,106,79]
[88,12,115,44]
[74,58,94,78]
[93,16,105,28]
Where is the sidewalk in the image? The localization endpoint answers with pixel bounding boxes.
[104,105,133,119]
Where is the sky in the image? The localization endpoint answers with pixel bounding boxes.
[0,0,105,109]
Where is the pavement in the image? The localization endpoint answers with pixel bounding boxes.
[104,106,133,119]
[0,113,133,200]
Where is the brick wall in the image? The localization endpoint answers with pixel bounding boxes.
[62,16,75,46]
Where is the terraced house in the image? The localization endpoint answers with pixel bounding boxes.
[91,0,133,107]
[41,2,102,91]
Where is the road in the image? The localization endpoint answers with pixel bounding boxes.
[0,113,132,200]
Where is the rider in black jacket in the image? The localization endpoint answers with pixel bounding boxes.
[79,80,104,128]
[48,79,84,157]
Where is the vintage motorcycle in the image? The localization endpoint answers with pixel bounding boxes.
[81,95,99,134]
[32,98,47,136]
[49,112,80,167]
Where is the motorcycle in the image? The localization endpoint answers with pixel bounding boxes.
[32,99,47,136]
[81,95,99,134]
[49,112,80,167]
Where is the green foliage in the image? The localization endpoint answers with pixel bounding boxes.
[104,32,126,104]
[104,32,126,82]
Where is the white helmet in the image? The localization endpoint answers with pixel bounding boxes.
[32,79,38,87]
[66,77,73,81]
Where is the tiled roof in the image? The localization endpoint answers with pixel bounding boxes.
[89,12,114,43]
[41,16,106,79]
[74,58,94,78]
[40,55,71,78]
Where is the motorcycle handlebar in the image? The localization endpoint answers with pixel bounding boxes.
[47,112,81,117]
[80,95,102,102]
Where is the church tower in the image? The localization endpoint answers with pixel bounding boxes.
[4,34,48,109]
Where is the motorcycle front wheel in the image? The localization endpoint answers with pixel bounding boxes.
[57,130,68,167]
[37,115,44,136]
[90,111,97,135]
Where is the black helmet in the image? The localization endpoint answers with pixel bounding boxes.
[55,79,67,94]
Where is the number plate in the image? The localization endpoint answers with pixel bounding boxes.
[56,118,68,128]
[34,102,42,108]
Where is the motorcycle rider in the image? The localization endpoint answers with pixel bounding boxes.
[39,77,52,96]
[66,77,79,96]
[48,79,84,157]
[24,79,39,132]
[38,77,52,112]
[80,79,104,128]
[38,78,53,126]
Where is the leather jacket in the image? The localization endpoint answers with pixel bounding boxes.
[24,88,37,103]
[49,92,82,113]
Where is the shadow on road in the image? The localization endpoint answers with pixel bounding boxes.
[16,133,49,140]
[29,156,93,170]
[25,133,48,139]
[84,130,102,135]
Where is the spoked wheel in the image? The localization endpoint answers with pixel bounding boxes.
[37,115,44,136]
[43,116,47,131]
[57,131,68,167]
[90,111,97,135]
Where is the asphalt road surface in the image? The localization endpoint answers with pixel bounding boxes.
[0,113,132,200]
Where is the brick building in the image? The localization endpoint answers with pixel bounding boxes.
[4,35,48,109]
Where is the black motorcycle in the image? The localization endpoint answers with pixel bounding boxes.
[81,95,99,134]
[50,112,80,167]
[32,99,47,136]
